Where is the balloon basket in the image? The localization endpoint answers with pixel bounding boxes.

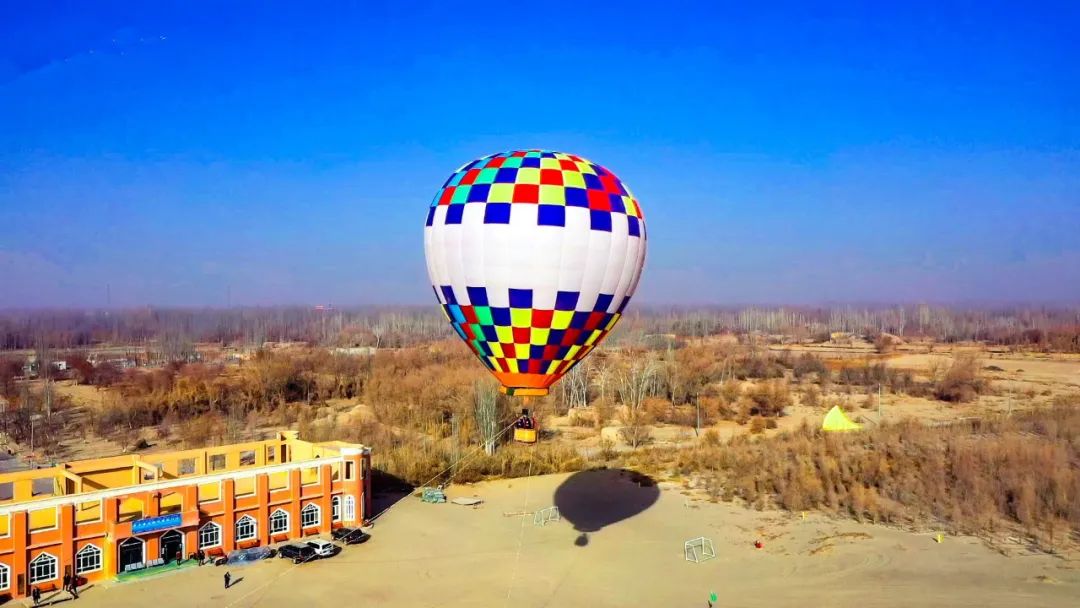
[500,386,548,397]
[513,428,538,444]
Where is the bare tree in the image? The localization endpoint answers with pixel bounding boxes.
[473,381,500,456]
[616,355,658,449]
[557,360,591,412]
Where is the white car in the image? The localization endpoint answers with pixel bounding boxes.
[306,539,336,558]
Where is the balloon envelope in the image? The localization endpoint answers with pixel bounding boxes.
[424,150,647,395]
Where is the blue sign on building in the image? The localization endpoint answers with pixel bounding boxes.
[131,513,183,535]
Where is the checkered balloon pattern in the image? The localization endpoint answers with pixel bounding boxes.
[424,150,647,396]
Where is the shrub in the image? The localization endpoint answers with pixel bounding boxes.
[749,416,767,434]
[935,354,989,402]
[793,353,829,381]
[700,429,721,446]
[744,380,791,417]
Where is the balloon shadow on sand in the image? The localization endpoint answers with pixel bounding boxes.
[553,468,659,547]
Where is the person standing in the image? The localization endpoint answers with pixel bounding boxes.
[31,586,41,606]
[224,571,231,589]
[63,573,71,594]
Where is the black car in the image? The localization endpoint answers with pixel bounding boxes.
[331,527,371,545]
[276,543,317,564]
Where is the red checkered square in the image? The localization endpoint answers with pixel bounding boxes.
[512,327,530,343]
[513,184,539,203]
[460,169,481,185]
[587,189,611,211]
[439,187,454,205]
[586,311,606,331]
[532,309,553,328]
[540,169,563,185]
[462,306,478,324]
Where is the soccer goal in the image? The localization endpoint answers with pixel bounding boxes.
[533,506,560,527]
[684,537,716,563]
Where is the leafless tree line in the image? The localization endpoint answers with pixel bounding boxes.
[1,304,1078,353]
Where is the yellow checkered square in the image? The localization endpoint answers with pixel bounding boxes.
[552,311,573,330]
[562,171,586,188]
[511,308,531,328]
[575,161,596,175]
[516,167,541,184]
[530,328,550,345]
[495,326,513,343]
[488,183,515,202]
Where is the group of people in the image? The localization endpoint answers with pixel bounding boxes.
[29,573,79,606]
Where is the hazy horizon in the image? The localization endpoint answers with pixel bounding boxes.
[2,3,1078,309]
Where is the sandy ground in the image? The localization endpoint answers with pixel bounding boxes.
[33,472,1079,608]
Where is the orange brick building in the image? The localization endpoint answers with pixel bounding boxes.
[0,431,371,601]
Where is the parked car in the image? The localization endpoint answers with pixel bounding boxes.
[225,546,276,564]
[277,543,317,564]
[331,527,371,545]
[306,539,337,557]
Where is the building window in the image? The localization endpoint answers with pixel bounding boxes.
[0,563,9,590]
[301,503,320,528]
[210,454,226,471]
[75,544,102,574]
[29,553,57,584]
[269,509,289,535]
[344,495,356,522]
[240,450,256,466]
[199,522,222,549]
[345,461,354,480]
[266,445,276,463]
[235,515,257,542]
[332,496,341,522]
[179,458,196,475]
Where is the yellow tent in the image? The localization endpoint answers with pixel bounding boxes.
[822,405,860,432]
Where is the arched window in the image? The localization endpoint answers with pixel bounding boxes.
[235,515,257,542]
[343,495,356,522]
[198,522,222,549]
[76,544,102,574]
[300,503,320,528]
[0,562,9,590]
[29,553,58,584]
[332,496,341,522]
[269,509,290,535]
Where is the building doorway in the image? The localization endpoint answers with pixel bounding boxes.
[160,530,184,562]
[118,537,145,572]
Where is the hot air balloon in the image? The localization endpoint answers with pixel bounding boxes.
[424,150,647,405]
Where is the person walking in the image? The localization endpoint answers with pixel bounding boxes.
[31,586,41,606]
[63,573,71,593]
[224,571,231,589]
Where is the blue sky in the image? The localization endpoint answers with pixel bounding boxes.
[1,2,1077,308]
